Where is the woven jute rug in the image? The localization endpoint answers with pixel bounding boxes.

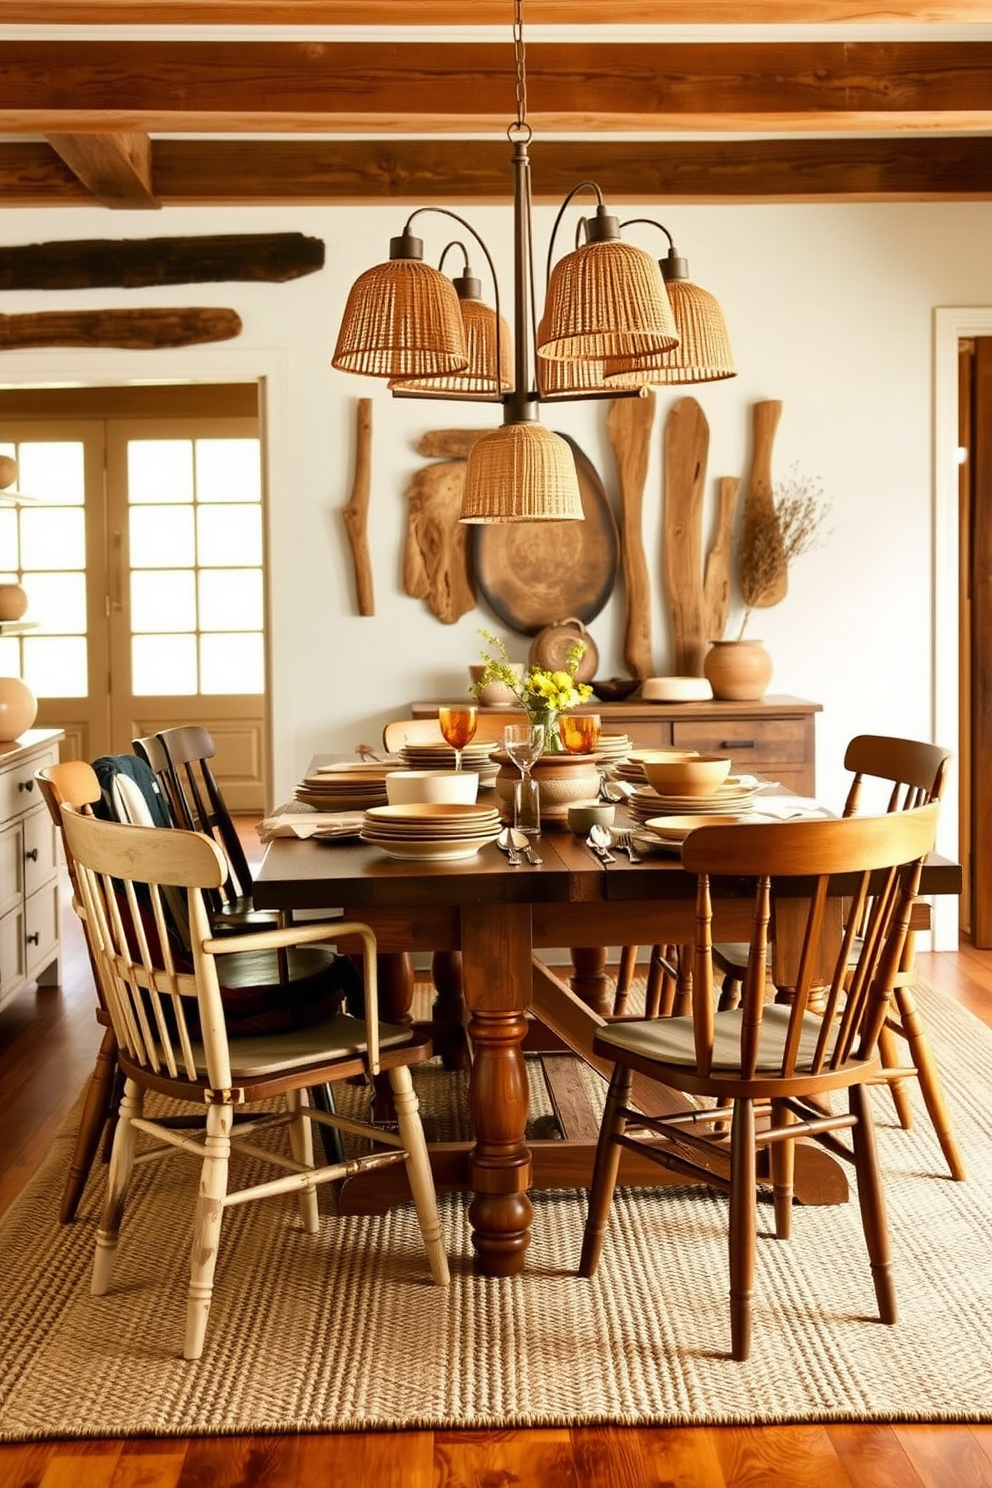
[2,981,991,1438]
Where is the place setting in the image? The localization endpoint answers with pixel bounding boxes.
[625,752,759,824]
[293,758,404,811]
[399,705,500,788]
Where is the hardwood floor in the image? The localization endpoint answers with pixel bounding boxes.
[2,870,992,1487]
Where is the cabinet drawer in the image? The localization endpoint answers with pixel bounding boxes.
[671,718,808,766]
[23,806,59,897]
[0,900,25,1001]
[24,879,60,983]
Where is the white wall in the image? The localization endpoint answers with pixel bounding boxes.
[2,200,989,905]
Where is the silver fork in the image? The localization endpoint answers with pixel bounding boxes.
[611,828,643,863]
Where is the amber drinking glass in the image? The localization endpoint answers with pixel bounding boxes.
[558,712,601,755]
[438,705,478,772]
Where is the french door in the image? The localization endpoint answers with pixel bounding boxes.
[0,384,268,811]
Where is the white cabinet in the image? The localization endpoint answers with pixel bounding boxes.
[0,728,63,1012]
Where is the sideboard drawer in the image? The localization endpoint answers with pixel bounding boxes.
[671,718,807,767]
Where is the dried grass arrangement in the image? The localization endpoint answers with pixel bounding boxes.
[735,465,831,639]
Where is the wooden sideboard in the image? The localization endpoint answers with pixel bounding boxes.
[0,727,63,1014]
[411,696,821,795]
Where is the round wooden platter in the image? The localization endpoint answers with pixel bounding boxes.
[473,433,619,636]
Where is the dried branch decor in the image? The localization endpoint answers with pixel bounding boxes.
[736,465,831,639]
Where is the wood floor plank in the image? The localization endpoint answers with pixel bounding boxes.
[300,1431,436,1486]
[892,1424,992,1486]
[0,1443,60,1488]
[38,1443,125,1488]
[632,1425,729,1486]
[110,1443,189,1488]
[712,1423,855,1487]
[435,1427,578,1487]
[827,1423,927,1488]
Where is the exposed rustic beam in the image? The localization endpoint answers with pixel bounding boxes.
[0,233,326,290]
[2,41,991,135]
[1,137,990,208]
[0,2,982,22]
[44,132,158,209]
[0,307,243,350]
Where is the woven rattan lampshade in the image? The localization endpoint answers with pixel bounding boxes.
[460,422,582,522]
[536,314,611,396]
[538,238,679,363]
[332,256,468,380]
[389,296,513,397]
[603,279,736,387]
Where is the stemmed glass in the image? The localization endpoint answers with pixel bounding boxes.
[503,721,545,835]
[438,704,478,772]
[558,711,601,754]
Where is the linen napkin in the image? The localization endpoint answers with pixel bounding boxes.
[749,797,830,821]
[257,811,365,842]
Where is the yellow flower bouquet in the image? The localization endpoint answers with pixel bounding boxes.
[471,629,592,752]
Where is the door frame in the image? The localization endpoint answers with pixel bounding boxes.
[0,346,292,801]
[934,307,992,949]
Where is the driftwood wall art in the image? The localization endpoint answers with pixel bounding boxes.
[0,233,325,291]
[607,391,656,679]
[403,448,476,626]
[341,398,375,616]
[0,307,242,350]
[739,399,786,607]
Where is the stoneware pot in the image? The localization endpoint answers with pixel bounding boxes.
[0,583,28,622]
[0,676,37,742]
[493,750,600,826]
[703,638,773,702]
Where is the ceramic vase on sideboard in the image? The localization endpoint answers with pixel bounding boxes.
[0,676,38,742]
[703,639,773,702]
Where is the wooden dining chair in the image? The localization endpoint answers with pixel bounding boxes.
[579,802,940,1361]
[712,734,963,1180]
[60,802,449,1360]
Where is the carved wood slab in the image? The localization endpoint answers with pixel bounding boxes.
[0,307,242,349]
[403,460,475,625]
[342,398,374,616]
[741,399,786,607]
[702,475,740,648]
[607,391,656,679]
[0,233,325,291]
[662,397,710,675]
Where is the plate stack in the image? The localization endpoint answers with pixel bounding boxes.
[361,802,503,861]
[593,732,632,764]
[627,776,758,825]
[294,760,402,811]
[399,739,500,789]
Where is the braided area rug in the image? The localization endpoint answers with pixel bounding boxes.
[1,982,991,1438]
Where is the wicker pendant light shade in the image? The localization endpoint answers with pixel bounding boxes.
[332,254,468,380]
[604,279,736,387]
[390,295,513,397]
[460,422,582,522]
[538,237,679,363]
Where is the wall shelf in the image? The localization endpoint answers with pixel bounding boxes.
[0,621,37,635]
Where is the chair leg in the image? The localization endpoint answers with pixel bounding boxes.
[728,1097,757,1362]
[849,1083,897,1327]
[769,1098,795,1240]
[287,1089,319,1233]
[580,1063,632,1278]
[60,1026,119,1223]
[184,1103,233,1361]
[308,1083,345,1165]
[890,987,967,1181]
[877,1021,915,1130]
[388,1065,449,1285]
[612,943,639,1017]
[92,1077,143,1296]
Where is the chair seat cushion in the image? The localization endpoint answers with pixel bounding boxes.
[596,1004,827,1073]
[217,1015,413,1077]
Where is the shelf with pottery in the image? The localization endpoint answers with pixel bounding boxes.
[410,695,821,795]
[0,727,64,1014]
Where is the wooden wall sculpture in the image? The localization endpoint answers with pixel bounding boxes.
[0,307,242,350]
[0,233,325,290]
[342,398,375,616]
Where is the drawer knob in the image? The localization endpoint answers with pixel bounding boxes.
[24,847,38,862]
[18,778,35,793]
[26,931,40,946]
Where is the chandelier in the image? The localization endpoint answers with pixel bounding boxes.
[332,1,734,522]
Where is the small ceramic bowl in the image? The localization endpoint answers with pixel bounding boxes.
[567,800,615,835]
[641,753,732,798]
[385,769,479,806]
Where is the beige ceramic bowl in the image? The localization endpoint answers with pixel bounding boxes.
[385,769,479,806]
[641,753,732,798]
[566,800,615,835]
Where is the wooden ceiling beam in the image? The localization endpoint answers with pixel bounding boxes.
[1,137,990,206]
[0,2,983,22]
[2,41,992,135]
[44,132,158,209]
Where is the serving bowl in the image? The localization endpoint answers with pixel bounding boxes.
[385,769,479,806]
[641,753,732,798]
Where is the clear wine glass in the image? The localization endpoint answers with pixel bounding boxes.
[438,704,478,772]
[503,721,545,833]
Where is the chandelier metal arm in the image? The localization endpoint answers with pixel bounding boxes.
[620,217,691,283]
[544,180,607,293]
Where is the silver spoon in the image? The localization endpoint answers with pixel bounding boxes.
[497,826,522,865]
[586,824,615,863]
[510,827,542,866]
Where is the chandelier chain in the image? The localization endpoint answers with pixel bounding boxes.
[513,0,528,130]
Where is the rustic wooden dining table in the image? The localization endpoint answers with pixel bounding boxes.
[253,779,961,1278]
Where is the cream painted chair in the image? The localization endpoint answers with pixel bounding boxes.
[60,804,449,1359]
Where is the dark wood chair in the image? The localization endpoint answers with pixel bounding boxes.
[61,802,448,1359]
[713,734,964,1180]
[579,802,940,1361]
